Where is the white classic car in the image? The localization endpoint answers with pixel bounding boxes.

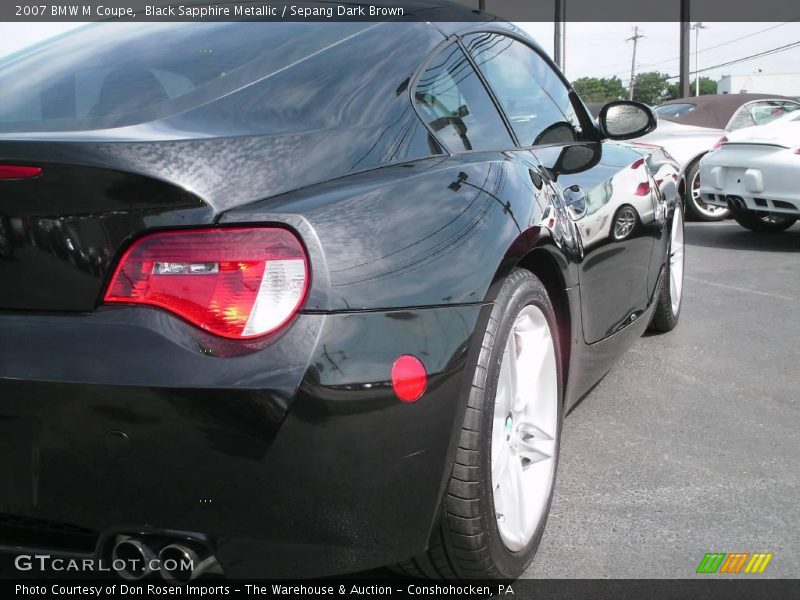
[698,110,800,232]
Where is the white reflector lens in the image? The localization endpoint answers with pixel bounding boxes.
[242,259,308,336]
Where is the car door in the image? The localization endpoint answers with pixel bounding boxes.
[462,31,660,343]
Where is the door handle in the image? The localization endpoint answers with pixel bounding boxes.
[563,184,587,220]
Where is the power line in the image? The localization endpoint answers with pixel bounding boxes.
[639,20,796,71]
[664,40,800,79]
[592,21,798,82]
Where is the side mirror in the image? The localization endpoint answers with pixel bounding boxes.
[551,143,601,178]
[598,100,657,140]
[563,184,588,221]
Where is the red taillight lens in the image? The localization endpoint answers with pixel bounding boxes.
[104,228,309,339]
[635,181,651,196]
[631,158,645,169]
[712,136,728,150]
[0,165,42,179]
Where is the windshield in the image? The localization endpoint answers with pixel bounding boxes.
[0,22,366,133]
[655,102,696,119]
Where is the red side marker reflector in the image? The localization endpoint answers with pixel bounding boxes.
[0,165,42,180]
[391,355,427,402]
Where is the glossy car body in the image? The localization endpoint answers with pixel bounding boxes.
[0,12,681,578]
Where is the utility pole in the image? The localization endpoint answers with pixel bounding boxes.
[680,4,691,99]
[554,0,565,70]
[692,22,708,96]
[627,26,644,100]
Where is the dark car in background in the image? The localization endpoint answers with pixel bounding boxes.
[0,7,683,581]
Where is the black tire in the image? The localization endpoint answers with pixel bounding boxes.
[731,207,797,232]
[650,204,684,333]
[684,159,730,222]
[395,269,563,580]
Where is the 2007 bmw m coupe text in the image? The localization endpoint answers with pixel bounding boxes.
[0,7,685,581]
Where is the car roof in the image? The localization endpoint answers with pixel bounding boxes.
[657,93,800,129]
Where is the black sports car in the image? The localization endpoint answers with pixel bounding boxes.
[0,10,684,582]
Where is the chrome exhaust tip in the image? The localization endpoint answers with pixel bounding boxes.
[112,539,157,580]
[158,543,218,583]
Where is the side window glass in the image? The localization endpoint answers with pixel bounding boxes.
[728,106,756,130]
[463,32,581,147]
[414,43,513,152]
[749,100,800,125]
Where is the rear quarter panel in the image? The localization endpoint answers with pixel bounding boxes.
[221,154,573,311]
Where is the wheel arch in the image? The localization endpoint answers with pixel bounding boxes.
[515,247,572,396]
[684,150,707,178]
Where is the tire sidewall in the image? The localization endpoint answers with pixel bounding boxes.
[479,271,564,578]
[668,203,684,323]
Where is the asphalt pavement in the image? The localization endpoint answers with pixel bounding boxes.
[525,220,800,578]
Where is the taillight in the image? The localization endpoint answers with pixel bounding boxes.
[635,181,651,196]
[631,158,645,169]
[0,165,42,179]
[104,228,309,339]
[711,136,728,150]
[794,147,800,155]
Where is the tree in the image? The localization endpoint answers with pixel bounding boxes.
[631,71,671,106]
[571,76,627,103]
[665,77,717,100]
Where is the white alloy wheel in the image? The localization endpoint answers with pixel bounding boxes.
[690,168,729,219]
[491,304,558,552]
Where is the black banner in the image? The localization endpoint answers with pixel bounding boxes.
[2,0,800,22]
[3,579,800,599]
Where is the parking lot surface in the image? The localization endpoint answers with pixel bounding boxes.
[526,221,800,578]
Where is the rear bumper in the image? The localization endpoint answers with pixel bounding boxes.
[0,304,483,578]
[699,148,800,216]
[701,190,800,215]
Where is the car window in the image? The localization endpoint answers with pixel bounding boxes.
[414,43,513,152]
[728,105,756,131]
[654,103,696,118]
[0,22,369,132]
[462,32,581,147]
[729,100,800,130]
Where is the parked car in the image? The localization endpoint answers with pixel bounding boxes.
[0,11,684,581]
[638,94,800,221]
[699,110,800,232]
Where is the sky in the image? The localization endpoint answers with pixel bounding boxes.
[519,22,800,84]
[0,21,798,88]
